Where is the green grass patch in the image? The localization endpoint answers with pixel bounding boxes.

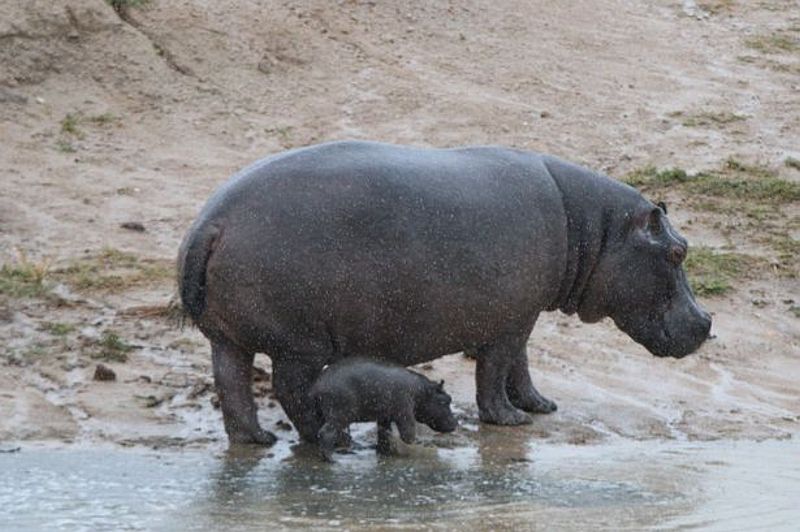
[42,322,75,336]
[681,111,746,127]
[623,166,692,188]
[92,331,134,362]
[55,247,173,292]
[60,113,83,137]
[785,157,800,171]
[55,140,77,153]
[623,159,800,204]
[766,234,800,275]
[86,112,118,126]
[0,253,51,298]
[745,33,800,54]
[684,246,750,297]
[59,111,119,142]
[697,0,734,14]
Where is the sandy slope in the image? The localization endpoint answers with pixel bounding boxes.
[0,0,798,447]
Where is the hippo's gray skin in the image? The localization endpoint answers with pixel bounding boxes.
[178,140,711,445]
[308,357,458,461]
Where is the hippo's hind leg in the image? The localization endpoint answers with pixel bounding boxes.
[211,340,277,446]
[476,335,533,426]
[272,358,324,443]
[506,347,557,414]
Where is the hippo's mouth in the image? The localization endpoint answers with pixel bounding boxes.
[614,311,711,359]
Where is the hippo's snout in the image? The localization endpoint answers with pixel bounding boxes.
[655,306,712,359]
[431,415,459,433]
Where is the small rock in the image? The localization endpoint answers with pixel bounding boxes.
[142,395,164,408]
[210,394,220,409]
[120,221,146,232]
[421,363,434,370]
[267,401,277,408]
[539,111,551,118]
[93,364,117,381]
[275,420,293,431]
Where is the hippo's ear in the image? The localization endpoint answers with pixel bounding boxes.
[657,201,668,215]
[437,379,444,391]
[633,206,663,237]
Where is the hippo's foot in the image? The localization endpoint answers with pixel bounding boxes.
[318,421,347,463]
[476,336,536,426]
[478,404,533,426]
[228,427,278,446]
[506,343,557,414]
[211,341,277,446]
[507,385,558,414]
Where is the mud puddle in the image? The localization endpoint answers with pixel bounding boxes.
[1,433,798,531]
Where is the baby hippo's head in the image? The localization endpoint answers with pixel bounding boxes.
[415,379,458,433]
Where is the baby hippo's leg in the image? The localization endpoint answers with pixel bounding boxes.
[395,411,417,445]
[318,420,348,462]
[376,418,393,456]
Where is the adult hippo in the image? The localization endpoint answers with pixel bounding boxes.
[178,141,711,445]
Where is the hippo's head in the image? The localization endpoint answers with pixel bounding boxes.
[577,202,712,358]
[416,380,458,433]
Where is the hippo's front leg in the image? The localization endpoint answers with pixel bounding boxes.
[211,341,277,445]
[272,358,325,443]
[395,408,417,445]
[506,346,557,414]
[476,335,533,425]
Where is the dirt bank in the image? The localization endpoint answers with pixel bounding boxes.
[1,0,798,448]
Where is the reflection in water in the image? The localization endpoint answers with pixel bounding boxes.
[1,434,799,530]
[193,429,659,529]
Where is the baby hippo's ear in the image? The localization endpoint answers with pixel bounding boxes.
[437,379,445,391]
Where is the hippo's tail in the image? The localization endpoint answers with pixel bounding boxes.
[177,221,221,325]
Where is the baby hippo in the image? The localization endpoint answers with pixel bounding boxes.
[308,357,458,462]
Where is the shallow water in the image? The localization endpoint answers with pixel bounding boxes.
[1,434,798,531]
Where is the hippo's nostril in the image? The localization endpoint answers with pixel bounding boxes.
[668,244,687,265]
